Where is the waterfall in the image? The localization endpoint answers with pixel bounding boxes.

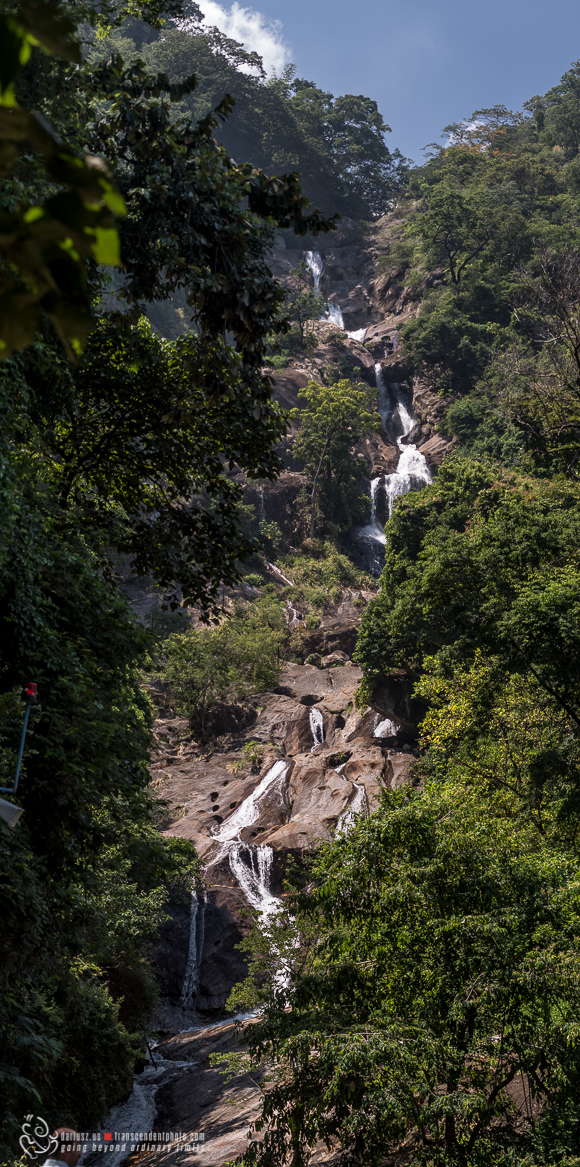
[309,707,324,750]
[336,783,367,835]
[207,759,289,939]
[376,361,431,518]
[180,889,206,1008]
[213,759,288,844]
[304,251,346,332]
[326,302,344,329]
[350,365,431,577]
[305,250,323,292]
[228,844,279,918]
[285,598,301,627]
[370,475,382,525]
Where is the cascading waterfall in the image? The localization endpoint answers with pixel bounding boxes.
[305,250,323,292]
[206,759,289,931]
[209,758,294,991]
[180,889,206,1008]
[336,782,367,835]
[304,250,368,339]
[213,759,288,845]
[304,251,348,332]
[309,707,325,751]
[351,365,432,576]
[376,361,431,518]
[326,302,344,328]
[370,476,382,525]
[228,844,279,918]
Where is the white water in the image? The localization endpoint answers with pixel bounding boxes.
[78,1049,197,1167]
[305,250,323,292]
[336,782,367,835]
[266,560,295,586]
[374,716,397,738]
[213,759,288,845]
[304,251,346,331]
[375,362,431,518]
[180,890,205,1008]
[285,598,301,626]
[309,707,325,750]
[228,844,280,917]
[370,475,382,525]
[326,302,344,329]
[347,327,367,342]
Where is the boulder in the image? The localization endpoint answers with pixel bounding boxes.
[369,670,428,736]
[321,650,348,668]
[418,433,457,471]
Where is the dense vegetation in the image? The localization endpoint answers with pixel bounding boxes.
[7,0,580,1161]
[85,8,407,222]
[0,0,334,1153]
[217,59,580,1167]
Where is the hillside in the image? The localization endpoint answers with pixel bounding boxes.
[4,4,580,1166]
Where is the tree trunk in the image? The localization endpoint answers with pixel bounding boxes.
[310,428,332,538]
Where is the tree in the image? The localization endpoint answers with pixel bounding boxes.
[159,595,287,740]
[354,461,580,733]
[8,316,286,611]
[88,19,407,219]
[285,261,326,344]
[0,0,126,359]
[498,246,580,477]
[227,784,580,1167]
[291,379,380,538]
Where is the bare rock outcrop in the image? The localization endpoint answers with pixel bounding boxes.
[151,661,419,1013]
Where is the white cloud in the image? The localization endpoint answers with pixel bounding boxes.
[197,1,290,76]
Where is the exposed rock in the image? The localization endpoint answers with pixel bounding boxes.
[385,751,417,789]
[368,670,428,736]
[149,657,421,1014]
[320,650,348,668]
[269,367,311,410]
[418,433,457,470]
[352,429,399,475]
[243,471,304,538]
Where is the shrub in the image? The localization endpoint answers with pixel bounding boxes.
[158,597,287,740]
[244,573,265,587]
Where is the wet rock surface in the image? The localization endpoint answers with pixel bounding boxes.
[150,651,417,1014]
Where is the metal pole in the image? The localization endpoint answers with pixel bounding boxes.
[0,703,30,794]
[13,703,30,793]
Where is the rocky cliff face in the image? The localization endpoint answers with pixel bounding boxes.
[248,213,455,556]
[101,217,453,1163]
[151,643,418,1013]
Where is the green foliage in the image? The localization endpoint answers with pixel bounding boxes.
[158,597,287,740]
[0,489,198,1150]
[6,315,285,612]
[243,740,265,772]
[237,785,580,1167]
[355,462,580,705]
[291,379,380,537]
[397,90,580,405]
[280,541,373,594]
[94,24,408,220]
[0,0,126,359]
[283,261,326,343]
[0,0,343,1149]
[259,520,284,558]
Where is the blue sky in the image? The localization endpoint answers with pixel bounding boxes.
[199,0,580,162]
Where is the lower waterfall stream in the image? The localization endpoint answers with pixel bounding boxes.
[353,363,432,575]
